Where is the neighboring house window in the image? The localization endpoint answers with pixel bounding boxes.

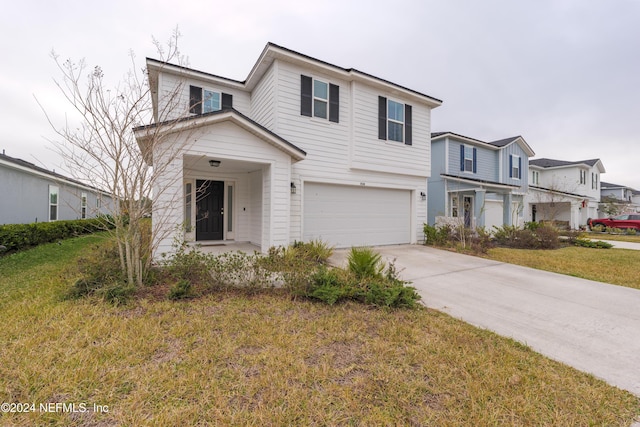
[49,185,59,221]
[579,169,587,185]
[451,195,459,217]
[300,75,339,122]
[378,96,412,145]
[96,196,101,209]
[81,193,87,219]
[532,170,539,185]
[592,172,598,189]
[460,145,477,173]
[189,85,232,114]
[509,155,521,179]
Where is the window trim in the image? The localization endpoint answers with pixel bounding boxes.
[312,79,328,119]
[301,75,339,123]
[460,145,477,173]
[49,185,59,222]
[378,96,412,145]
[81,192,87,219]
[510,154,521,180]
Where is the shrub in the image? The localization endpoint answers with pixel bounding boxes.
[0,218,114,254]
[65,239,133,304]
[292,239,334,263]
[347,247,383,279]
[423,223,452,246]
[307,266,354,305]
[168,280,195,300]
[493,224,560,249]
[574,238,613,249]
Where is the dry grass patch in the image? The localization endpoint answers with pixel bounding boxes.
[487,246,640,289]
[1,236,639,426]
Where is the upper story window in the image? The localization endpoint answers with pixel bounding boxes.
[592,172,598,189]
[189,85,232,115]
[579,169,587,185]
[300,75,339,122]
[510,154,521,179]
[378,96,412,145]
[49,185,58,221]
[313,80,328,119]
[460,145,476,173]
[387,100,404,142]
[532,170,539,185]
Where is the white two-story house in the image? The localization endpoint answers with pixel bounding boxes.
[526,158,605,228]
[427,132,535,230]
[135,43,442,257]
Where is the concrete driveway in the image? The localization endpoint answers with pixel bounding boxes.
[329,245,640,397]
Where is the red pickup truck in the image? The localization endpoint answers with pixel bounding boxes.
[589,214,640,231]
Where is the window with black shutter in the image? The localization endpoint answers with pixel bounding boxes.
[378,96,412,144]
[301,75,339,122]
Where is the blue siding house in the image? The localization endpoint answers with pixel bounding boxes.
[428,132,535,230]
[0,152,113,225]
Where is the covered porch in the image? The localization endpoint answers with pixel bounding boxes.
[138,109,306,259]
[436,175,522,230]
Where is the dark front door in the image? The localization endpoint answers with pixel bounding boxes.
[196,180,224,241]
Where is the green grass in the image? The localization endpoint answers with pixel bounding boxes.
[585,232,640,243]
[487,246,640,289]
[1,236,639,426]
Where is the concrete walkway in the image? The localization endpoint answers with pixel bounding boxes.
[329,245,640,398]
[594,239,640,250]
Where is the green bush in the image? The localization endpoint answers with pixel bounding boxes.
[0,218,113,253]
[493,224,560,249]
[168,280,195,300]
[574,238,613,249]
[65,239,133,305]
[347,247,383,279]
[423,223,452,246]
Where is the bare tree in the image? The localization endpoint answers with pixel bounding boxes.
[38,29,193,286]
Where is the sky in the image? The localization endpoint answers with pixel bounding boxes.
[2,0,639,189]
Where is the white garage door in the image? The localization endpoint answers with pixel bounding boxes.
[303,182,411,248]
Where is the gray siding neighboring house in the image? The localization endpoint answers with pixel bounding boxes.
[428,132,534,230]
[0,152,114,225]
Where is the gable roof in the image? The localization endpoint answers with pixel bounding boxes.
[146,42,443,110]
[431,132,535,156]
[529,157,606,173]
[601,181,638,191]
[134,108,307,165]
[0,152,111,195]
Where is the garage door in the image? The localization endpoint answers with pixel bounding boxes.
[303,182,411,248]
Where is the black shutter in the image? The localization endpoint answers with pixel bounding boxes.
[472,148,477,173]
[404,104,412,145]
[329,83,339,123]
[189,85,202,114]
[378,96,387,140]
[518,157,522,179]
[222,93,233,109]
[460,145,465,171]
[300,75,312,117]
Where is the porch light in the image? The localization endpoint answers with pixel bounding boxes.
[420,191,426,200]
[290,182,297,194]
[209,159,221,167]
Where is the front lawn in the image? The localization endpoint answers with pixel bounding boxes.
[487,246,640,290]
[1,236,639,425]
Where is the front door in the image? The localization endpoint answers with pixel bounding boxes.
[463,196,473,228]
[196,180,224,241]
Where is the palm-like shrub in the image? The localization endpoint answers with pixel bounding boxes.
[347,247,383,279]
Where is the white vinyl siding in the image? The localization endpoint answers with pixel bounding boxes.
[351,82,430,177]
[49,185,58,221]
